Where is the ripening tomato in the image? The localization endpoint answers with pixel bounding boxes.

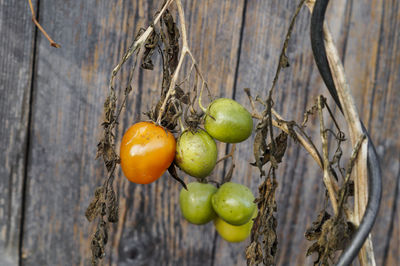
[175,129,217,179]
[214,209,257,242]
[211,182,256,226]
[120,121,176,184]
[179,182,217,225]
[204,98,253,143]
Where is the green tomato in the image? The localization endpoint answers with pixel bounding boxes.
[214,209,257,242]
[204,98,253,143]
[211,182,256,226]
[175,129,217,179]
[179,182,218,225]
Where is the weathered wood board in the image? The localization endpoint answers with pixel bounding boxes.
[0,0,398,265]
[0,0,37,265]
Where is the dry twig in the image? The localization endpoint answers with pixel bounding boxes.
[156,0,209,124]
[317,96,339,215]
[307,0,377,264]
[28,0,60,48]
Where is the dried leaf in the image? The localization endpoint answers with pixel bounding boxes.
[162,10,180,72]
[272,131,288,164]
[175,85,189,104]
[85,187,105,222]
[245,242,263,265]
[260,178,278,265]
[247,177,278,266]
[305,210,331,241]
[106,186,119,223]
[91,221,107,260]
[99,220,108,245]
[251,131,287,172]
[306,241,320,257]
[168,163,187,190]
[306,215,354,265]
[252,127,268,176]
[141,31,159,70]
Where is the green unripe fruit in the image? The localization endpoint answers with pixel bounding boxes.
[175,129,217,178]
[214,209,257,242]
[179,182,218,225]
[211,182,256,226]
[204,98,253,143]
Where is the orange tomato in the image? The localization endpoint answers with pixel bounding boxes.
[120,121,176,184]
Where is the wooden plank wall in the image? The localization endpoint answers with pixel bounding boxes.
[0,0,398,265]
[0,0,37,265]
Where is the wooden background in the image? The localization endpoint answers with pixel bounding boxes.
[1,0,399,265]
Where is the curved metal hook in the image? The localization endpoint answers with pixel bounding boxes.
[310,0,382,265]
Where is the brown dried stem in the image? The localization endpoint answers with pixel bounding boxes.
[88,2,178,265]
[156,0,210,124]
[271,109,323,170]
[246,90,323,172]
[109,0,174,90]
[337,134,366,217]
[28,0,60,48]
[317,96,339,215]
[324,20,370,227]
[263,0,306,152]
[306,1,375,264]
[216,144,236,164]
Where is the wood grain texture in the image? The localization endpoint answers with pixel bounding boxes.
[336,0,400,265]
[0,0,36,265]
[226,1,336,265]
[228,0,400,265]
[0,0,398,265]
[110,0,245,265]
[20,0,120,264]
[19,0,245,265]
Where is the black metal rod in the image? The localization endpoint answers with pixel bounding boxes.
[310,0,382,265]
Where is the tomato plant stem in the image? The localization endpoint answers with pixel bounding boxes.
[156,0,210,124]
[317,96,339,216]
[198,81,208,113]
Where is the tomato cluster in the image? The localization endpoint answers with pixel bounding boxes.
[180,181,256,242]
[119,98,255,242]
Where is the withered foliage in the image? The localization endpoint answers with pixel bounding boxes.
[85,4,188,264]
[168,163,187,190]
[84,0,368,264]
[252,130,288,176]
[246,175,279,265]
[246,113,288,266]
[145,9,183,131]
[305,208,331,242]
[90,220,108,261]
[246,93,362,265]
[306,214,355,265]
[85,185,117,265]
[245,0,366,263]
[160,10,180,73]
[141,30,159,71]
[303,101,365,265]
[245,1,305,265]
